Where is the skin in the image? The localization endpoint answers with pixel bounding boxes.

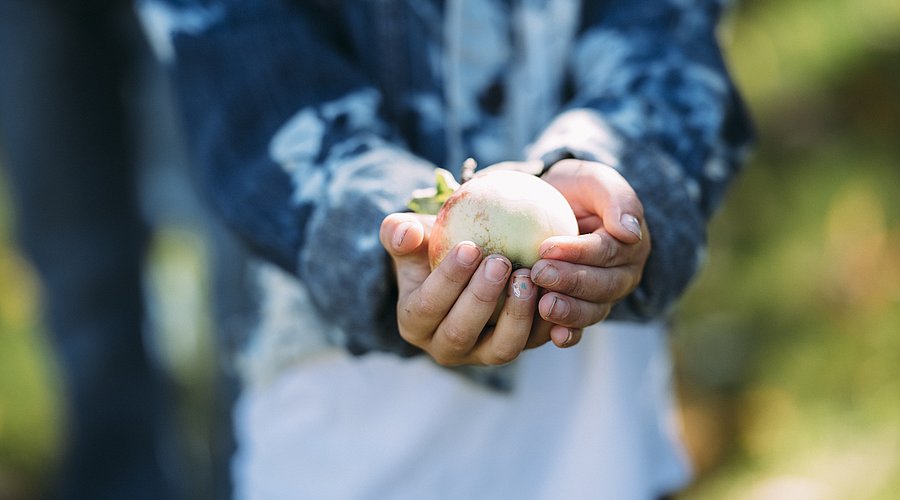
[379,159,650,367]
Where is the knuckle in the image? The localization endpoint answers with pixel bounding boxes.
[437,261,473,286]
[397,326,423,347]
[597,235,620,264]
[619,182,641,203]
[567,241,587,262]
[469,282,503,306]
[621,271,640,298]
[430,350,461,367]
[595,303,613,323]
[440,325,475,354]
[611,271,637,301]
[568,269,591,298]
[413,293,443,318]
[630,198,646,218]
[485,346,520,366]
[581,303,612,327]
[525,324,552,349]
[595,276,620,301]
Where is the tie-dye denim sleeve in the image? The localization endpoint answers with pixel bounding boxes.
[141,1,435,354]
[528,0,754,321]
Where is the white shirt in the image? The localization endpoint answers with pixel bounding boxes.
[232,270,690,500]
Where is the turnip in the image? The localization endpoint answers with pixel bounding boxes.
[409,160,579,270]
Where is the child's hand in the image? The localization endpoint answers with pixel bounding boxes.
[532,159,651,347]
[380,213,542,366]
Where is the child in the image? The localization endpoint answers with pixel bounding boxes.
[138,0,753,497]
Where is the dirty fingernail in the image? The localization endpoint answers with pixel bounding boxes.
[550,325,577,347]
[532,263,559,286]
[485,257,511,282]
[561,328,582,347]
[546,295,569,320]
[393,222,413,248]
[562,328,574,346]
[539,243,557,258]
[456,242,481,266]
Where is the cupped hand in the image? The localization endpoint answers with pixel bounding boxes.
[380,213,546,366]
[532,159,651,346]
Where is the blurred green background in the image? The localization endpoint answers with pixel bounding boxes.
[673,0,900,498]
[1,0,899,498]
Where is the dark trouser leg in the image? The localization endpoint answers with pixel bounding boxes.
[0,2,180,499]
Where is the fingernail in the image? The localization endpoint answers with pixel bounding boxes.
[511,274,534,299]
[393,222,413,248]
[561,328,583,348]
[532,263,559,287]
[539,243,557,258]
[546,295,569,320]
[621,214,643,240]
[551,326,582,348]
[485,257,511,282]
[456,242,481,266]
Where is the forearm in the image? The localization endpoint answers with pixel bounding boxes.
[528,0,754,320]
[142,0,436,353]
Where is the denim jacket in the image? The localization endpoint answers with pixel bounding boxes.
[138,0,753,368]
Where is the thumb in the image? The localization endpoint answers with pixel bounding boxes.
[542,159,645,245]
[588,165,645,245]
[380,213,434,293]
[380,212,428,257]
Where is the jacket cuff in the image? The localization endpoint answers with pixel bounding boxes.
[297,142,435,355]
[527,109,707,320]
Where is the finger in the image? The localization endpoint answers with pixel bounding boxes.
[430,255,511,364]
[538,292,612,329]
[380,213,434,294]
[585,165,645,244]
[530,259,641,303]
[400,241,484,345]
[538,231,643,268]
[546,159,645,244]
[473,269,537,365]
[550,325,583,348]
[380,212,432,257]
[525,315,553,349]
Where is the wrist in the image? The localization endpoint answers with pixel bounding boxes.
[537,153,576,178]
